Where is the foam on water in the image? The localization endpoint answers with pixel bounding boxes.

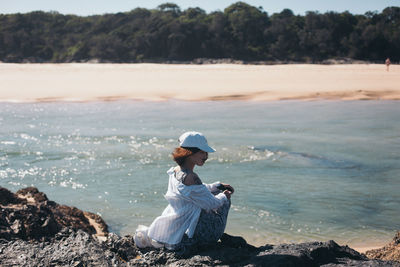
[0,100,399,248]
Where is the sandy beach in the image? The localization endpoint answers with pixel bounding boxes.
[0,63,399,102]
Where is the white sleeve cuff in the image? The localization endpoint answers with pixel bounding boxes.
[215,192,228,202]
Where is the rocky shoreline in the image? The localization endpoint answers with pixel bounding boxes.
[1,186,399,266]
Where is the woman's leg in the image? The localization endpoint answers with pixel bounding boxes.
[172,198,231,252]
[190,199,231,245]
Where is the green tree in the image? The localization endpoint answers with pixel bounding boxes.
[0,2,399,62]
[266,9,303,60]
[224,2,269,59]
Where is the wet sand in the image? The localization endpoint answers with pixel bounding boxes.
[0,63,399,102]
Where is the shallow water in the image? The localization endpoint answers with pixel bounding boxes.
[1,100,399,247]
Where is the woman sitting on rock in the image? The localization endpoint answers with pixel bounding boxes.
[134,131,234,251]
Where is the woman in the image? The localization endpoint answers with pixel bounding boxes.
[134,131,234,251]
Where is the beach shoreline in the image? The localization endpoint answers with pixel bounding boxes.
[1,63,399,102]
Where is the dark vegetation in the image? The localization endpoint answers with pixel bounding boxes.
[0,2,399,63]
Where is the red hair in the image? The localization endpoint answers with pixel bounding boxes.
[172,147,200,166]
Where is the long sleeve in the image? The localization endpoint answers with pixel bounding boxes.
[186,184,227,211]
[145,167,229,246]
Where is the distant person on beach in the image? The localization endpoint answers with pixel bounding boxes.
[385,58,391,71]
[134,131,234,252]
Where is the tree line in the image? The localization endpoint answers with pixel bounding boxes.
[0,2,399,63]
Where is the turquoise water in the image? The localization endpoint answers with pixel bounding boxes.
[1,100,399,247]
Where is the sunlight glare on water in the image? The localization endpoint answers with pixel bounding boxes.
[0,100,399,248]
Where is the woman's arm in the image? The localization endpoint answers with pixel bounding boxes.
[188,185,228,211]
[184,173,234,194]
[183,173,232,209]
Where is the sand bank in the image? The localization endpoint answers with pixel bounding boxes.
[0,63,399,102]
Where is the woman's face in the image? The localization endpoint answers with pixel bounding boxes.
[188,150,208,166]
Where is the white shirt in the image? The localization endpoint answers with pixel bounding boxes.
[146,167,228,245]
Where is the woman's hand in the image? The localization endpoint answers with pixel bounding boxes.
[223,190,232,199]
[220,183,234,193]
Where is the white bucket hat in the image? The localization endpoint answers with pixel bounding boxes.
[178,131,216,153]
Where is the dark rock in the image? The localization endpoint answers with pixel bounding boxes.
[0,187,25,205]
[1,186,399,266]
[366,231,400,262]
[16,186,49,203]
[1,228,399,267]
[51,205,96,235]
[220,232,256,249]
[0,202,60,240]
[0,186,108,241]
[0,230,123,266]
[105,233,139,262]
[129,238,400,266]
